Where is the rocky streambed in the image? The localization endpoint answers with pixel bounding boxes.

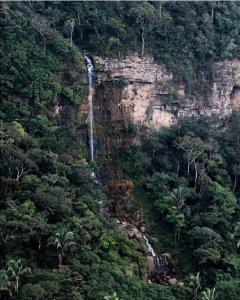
[115,218,181,285]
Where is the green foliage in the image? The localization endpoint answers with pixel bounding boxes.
[0,3,158,299]
[201,288,217,300]
[1,2,240,299]
[104,292,119,300]
[8,0,238,96]
[216,279,240,300]
[19,283,46,300]
[48,228,76,267]
[119,114,240,292]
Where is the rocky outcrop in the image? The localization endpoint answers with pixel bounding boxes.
[212,60,240,112]
[116,219,177,284]
[95,55,240,130]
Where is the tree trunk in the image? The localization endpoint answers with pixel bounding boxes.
[58,253,63,267]
[211,1,217,23]
[141,29,145,57]
[16,276,19,293]
[211,7,214,23]
[43,36,46,56]
[187,161,190,175]
[194,161,198,189]
[233,175,238,192]
[77,13,80,25]
[177,161,180,176]
[70,30,73,47]
[158,2,162,20]
[38,236,41,250]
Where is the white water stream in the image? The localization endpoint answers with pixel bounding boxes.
[85,55,94,162]
[143,235,156,256]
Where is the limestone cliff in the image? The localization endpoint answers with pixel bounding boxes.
[94,55,240,130]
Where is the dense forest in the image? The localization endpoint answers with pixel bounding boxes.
[0,1,240,299]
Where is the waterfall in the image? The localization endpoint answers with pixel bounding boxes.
[155,255,169,274]
[85,55,94,162]
[144,234,174,281]
[84,55,101,188]
[143,235,156,256]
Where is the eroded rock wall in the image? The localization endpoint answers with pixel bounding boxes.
[95,55,240,130]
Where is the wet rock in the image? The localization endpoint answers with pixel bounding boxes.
[147,256,155,274]
[147,254,176,283]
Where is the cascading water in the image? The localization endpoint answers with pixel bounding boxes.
[85,55,94,162]
[143,235,156,256]
[155,255,169,275]
[85,55,101,189]
[144,235,174,279]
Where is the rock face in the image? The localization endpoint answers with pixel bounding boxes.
[95,55,240,130]
[115,219,176,283]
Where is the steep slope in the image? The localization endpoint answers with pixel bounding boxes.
[1,2,240,300]
[0,3,169,300]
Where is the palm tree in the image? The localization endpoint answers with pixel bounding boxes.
[0,269,11,295]
[189,272,201,298]
[171,186,190,213]
[104,292,119,300]
[48,228,76,267]
[6,259,30,294]
[201,288,218,300]
[170,186,190,243]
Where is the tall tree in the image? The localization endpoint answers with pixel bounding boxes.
[130,2,157,57]
[6,259,30,294]
[48,228,76,267]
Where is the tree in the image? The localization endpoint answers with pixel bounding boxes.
[210,1,218,23]
[216,279,240,300]
[63,19,75,47]
[104,292,119,300]
[201,288,217,300]
[232,164,240,192]
[6,259,31,294]
[155,186,190,244]
[48,228,76,267]
[188,227,223,264]
[188,272,201,299]
[30,13,52,54]
[177,135,211,187]
[234,222,240,249]
[130,2,157,57]
[0,143,37,182]
[0,269,11,295]
[166,207,185,245]
[171,186,191,213]
[200,182,237,228]
[157,1,165,20]
[19,283,46,300]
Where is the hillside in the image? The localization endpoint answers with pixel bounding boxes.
[0,1,240,300]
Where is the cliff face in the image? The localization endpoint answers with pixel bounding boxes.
[95,55,240,130]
